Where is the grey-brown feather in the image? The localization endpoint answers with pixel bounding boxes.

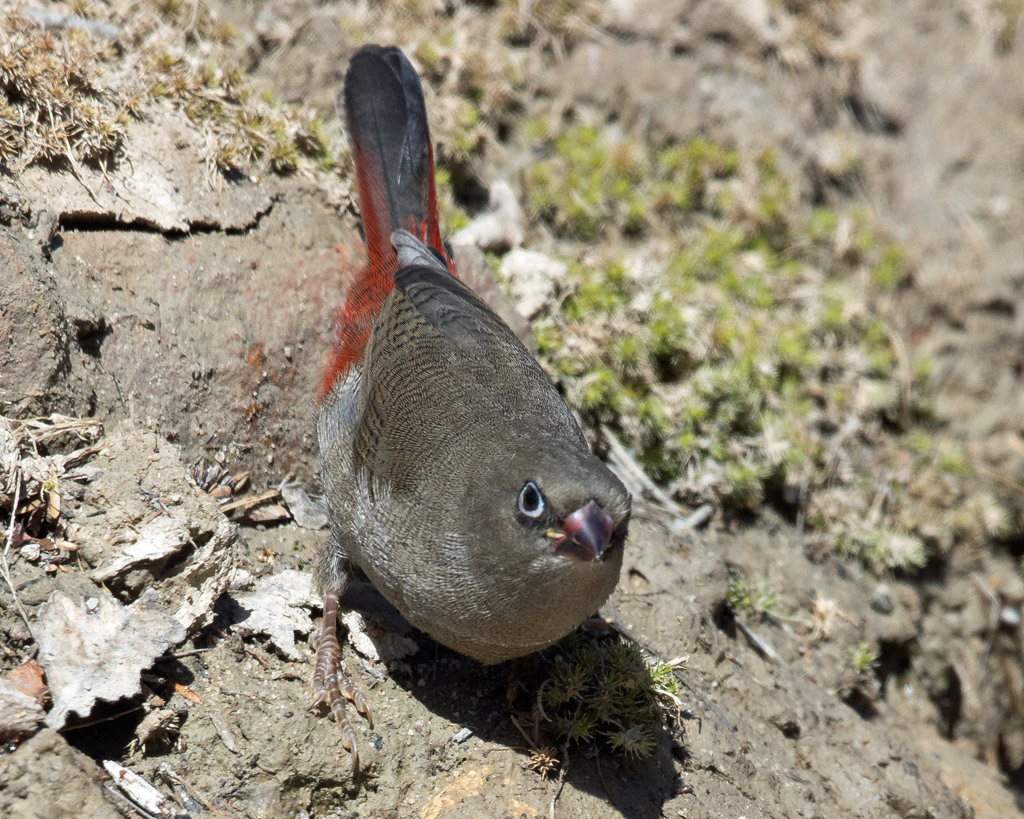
[317,235,629,664]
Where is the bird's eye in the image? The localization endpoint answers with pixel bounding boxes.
[518,481,545,518]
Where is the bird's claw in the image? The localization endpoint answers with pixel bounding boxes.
[312,591,373,771]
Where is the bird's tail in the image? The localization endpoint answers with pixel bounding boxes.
[320,45,455,399]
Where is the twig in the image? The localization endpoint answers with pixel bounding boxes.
[676,503,714,531]
[602,425,717,532]
[970,572,1001,670]
[2,471,33,639]
[677,676,736,735]
[509,712,539,751]
[876,316,912,427]
[59,702,145,731]
[210,711,240,755]
[601,425,681,513]
[21,8,122,39]
[12,414,103,445]
[593,750,624,814]
[602,426,716,532]
[243,646,269,667]
[548,749,568,819]
[219,489,281,514]
[166,647,216,659]
[736,619,785,666]
[158,763,219,814]
[795,482,808,542]
[973,460,1024,494]
[101,782,161,819]
[103,761,174,818]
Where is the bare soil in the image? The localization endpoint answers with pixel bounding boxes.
[2,1,1024,817]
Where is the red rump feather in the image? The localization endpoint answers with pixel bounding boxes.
[319,46,457,401]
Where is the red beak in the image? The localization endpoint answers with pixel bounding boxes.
[556,500,614,562]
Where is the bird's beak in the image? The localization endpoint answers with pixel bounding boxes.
[554,500,614,562]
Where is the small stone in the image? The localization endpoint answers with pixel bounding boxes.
[450,180,524,252]
[870,583,893,615]
[20,542,41,562]
[499,249,568,320]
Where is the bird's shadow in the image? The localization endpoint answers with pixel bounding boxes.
[340,580,684,818]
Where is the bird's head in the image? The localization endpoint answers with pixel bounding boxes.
[510,462,630,565]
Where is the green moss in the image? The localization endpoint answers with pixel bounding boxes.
[541,632,679,759]
[727,573,781,617]
[524,115,553,142]
[560,260,630,320]
[499,0,601,46]
[578,366,623,419]
[527,123,741,240]
[609,335,643,379]
[936,446,969,477]
[434,166,470,233]
[751,149,793,242]
[723,462,767,510]
[871,244,911,291]
[414,41,443,74]
[446,100,484,162]
[993,0,1023,51]
[848,206,877,262]
[133,29,336,176]
[804,207,839,244]
[0,10,247,174]
[0,11,135,169]
[518,116,985,576]
[850,641,879,676]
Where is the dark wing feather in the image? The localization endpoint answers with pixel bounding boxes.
[352,260,586,491]
[393,265,519,354]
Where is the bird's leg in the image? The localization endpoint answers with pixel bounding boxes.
[312,589,374,770]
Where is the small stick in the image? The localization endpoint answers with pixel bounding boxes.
[166,647,216,659]
[736,619,785,666]
[219,489,281,513]
[548,749,569,819]
[1,472,33,639]
[60,703,146,731]
[243,646,269,667]
[601,425,682,514]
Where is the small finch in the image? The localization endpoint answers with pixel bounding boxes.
[313,45,631,768]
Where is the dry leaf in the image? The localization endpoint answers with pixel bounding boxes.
[172,682,203,705]
[6,660,48,705]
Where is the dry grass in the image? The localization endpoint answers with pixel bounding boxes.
[0,2,332,176]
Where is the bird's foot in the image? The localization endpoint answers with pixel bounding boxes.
[312,590,373,771]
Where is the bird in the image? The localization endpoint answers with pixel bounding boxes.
[313,44,631,768]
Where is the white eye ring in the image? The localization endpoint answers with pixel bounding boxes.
[518,481,545,518]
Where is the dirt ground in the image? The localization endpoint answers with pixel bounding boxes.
[2,1,1024,817]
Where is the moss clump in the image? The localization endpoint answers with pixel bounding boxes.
[850,641,879,676]
[527,124,738,240]
[534,232,843,504]
[540,632,680,759]
[0,11,138,170]
[518,118,995,575]
[0,4,334,177]
[993,0,1024,52]
[498,0,601,48]
[727,573,781,617]
[146,53,332,174]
